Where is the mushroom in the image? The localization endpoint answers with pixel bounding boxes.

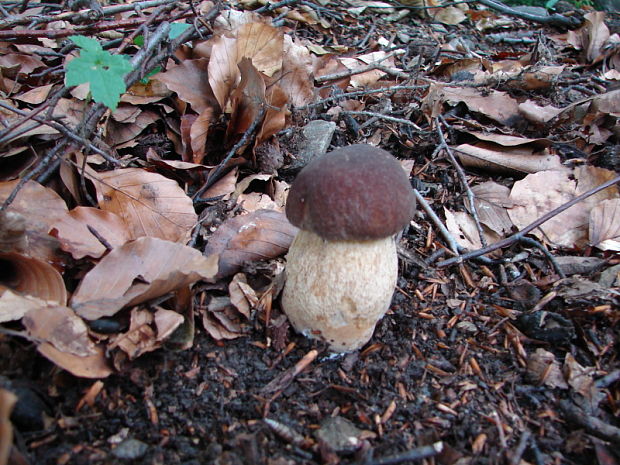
[282,144,416,351]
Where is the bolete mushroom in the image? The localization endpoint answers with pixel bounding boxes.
[282,144,416,351]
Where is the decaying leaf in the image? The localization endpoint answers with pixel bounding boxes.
[468,182,514,235]
[454,142,565,175]
[444,208,501,251]
[203,209,298,279]
[526,348,569,389]
[71,237,218,319]
[0,252,67,309]
[23,306,112,378]
[109,308,184,359]
[88,168,198,243]
[0,389,16,465]
[589,198,620,251]
[50,207,131,259]
[508,167,619,248]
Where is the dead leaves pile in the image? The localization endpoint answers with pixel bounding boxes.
[0,1,619,381]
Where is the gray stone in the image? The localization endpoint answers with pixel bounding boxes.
[288,120,336,171]
[315,416,364,454]
[112,439,148,460]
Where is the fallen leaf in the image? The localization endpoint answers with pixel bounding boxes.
[71,237,218,319]
[50,206,131,259]
[455,142,565,175]
[589,198,620,251]
[469,182,514,235]
[526,348,569,389]
[508,167,619,248]
[204,209,298,279]
[88,168,198,243]
[0,252,67,308]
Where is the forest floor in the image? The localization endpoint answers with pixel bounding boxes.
[0,1,619,464]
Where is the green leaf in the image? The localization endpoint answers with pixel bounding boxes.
[169,23,190,40]
[65,35,134,111]
[133,35,145,47]
[69,35,102,53]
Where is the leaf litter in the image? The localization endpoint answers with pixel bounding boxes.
[0,1,618,464]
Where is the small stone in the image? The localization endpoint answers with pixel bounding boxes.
[112,438,148,460]
[287,120,336,171]
[315,416,364,454]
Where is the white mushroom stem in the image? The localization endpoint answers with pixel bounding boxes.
[281,229,398,352]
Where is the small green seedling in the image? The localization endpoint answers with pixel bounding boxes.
[65,35,134,111]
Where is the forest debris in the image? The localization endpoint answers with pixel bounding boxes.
[71,238,218,319]
[508,167,619,249]
[526,348,569,389]
[0,389,16,465]
[589,198,620,251]
[203,209,298,279]
[261,349,318,396]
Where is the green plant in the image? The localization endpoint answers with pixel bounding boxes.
[65,35,134,111]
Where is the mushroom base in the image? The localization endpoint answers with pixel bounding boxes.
[281,230,398,352]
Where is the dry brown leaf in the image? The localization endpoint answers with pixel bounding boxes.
[229,273,252,319]
[518,100,564,124]
[14,83,53,104]
[583,12,610,63]
[190,107,215,164]
[204,209,298,279]
[508,167,619,248]
[201,167,238,201]
[444,208,501,250]
[526,348,569,389]
[469,182,514,235]
[0,180,67,261]
[23,306,97,357]
[0,288,49,323]
[432,6,467,25]
[71,237,218,320]
[202,296,245,340]
[0,389,16,465]
[0,252,66,308]
[455,142,565,175]
[209,21,283,112]
[589,198,620,251]
[107,110,159,148]
[563,353,593,397]
[23,306,112,378]
[110,308,183,359]
[227,57,267,138]
[278,36,315,107]
[425,84,521,126]
[50,207,131,259]
[88,168,197,243]
[155,58,220,114]
[256,84,288,146]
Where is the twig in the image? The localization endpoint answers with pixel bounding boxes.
[261,349,319,417]
[509,430,531,465]
[315,51,405,83]
[517,237,565,279]
[476,0,581,27]
[436,116,487,248]
[413,189,459,255]
[255,0,300,13]
[192,106,267,200]
[559,399,620,444]
[595,370,620,389]
[360,441,443,465]
[0,101,120,165]
[0,0,176,28]
[437,175,620,268]
[298,85,427,110]
[343,111,422,131]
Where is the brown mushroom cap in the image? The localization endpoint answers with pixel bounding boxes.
[285,144,416,241]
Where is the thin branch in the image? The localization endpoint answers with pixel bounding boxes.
[437,175,620,268]
[414,188,459,255]
[436,116,487,248]
[297,84,427,110]
[343,111,422,131]
[193,106,267,201]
